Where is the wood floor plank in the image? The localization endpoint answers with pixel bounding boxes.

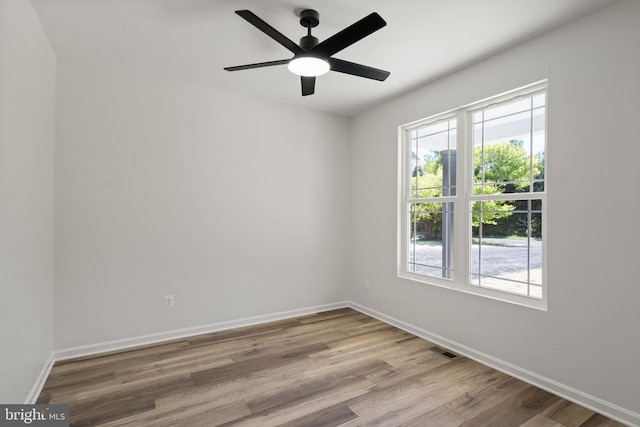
[50,370,192,404]
[363,351,454,389]
[154,372,292,410]
[580,413,628,426]
[542,399,596,426]
[457,386,562,427]
[380,342,449,368]
[372,402,468,427]
[520,414,565,427]
[398,405,468,427]
[277,403,358,427]
[252,375,374,416]
[62,372,193,423]
[190,342,328,387]
[344,359,500,424]
[37,308,628,426]
[223,376,375,427]
[36,390,52,404]
[99,397,250,427]
[44,367,115,392]
[68,396,156,427]
[296,308,365,324]
[285,356,390,385]
[446,374,532,419]
[52,340,188,374]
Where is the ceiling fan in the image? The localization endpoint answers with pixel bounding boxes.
[224,9,390,96]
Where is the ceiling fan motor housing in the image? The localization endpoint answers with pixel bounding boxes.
[300,35,319,50]
[299,9,320,28]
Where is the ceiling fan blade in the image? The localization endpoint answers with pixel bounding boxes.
[329,58,390,81]
[301,76,316,96]
[235,10,302,55]
[312,12,386,57]
[224,59,290,72]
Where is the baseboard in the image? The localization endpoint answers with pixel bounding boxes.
[348,301,640,427]
[25,352,55,404]
[54,301,349,361]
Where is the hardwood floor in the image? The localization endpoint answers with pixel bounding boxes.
[37,308,626,426]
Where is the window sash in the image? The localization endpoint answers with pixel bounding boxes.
[469,197,544,299]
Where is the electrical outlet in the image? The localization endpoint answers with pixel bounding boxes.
[164,294,175,308]
[364,279,370,289]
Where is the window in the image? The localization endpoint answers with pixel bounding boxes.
[398,81,547,309]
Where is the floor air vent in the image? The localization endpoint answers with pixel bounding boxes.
[433,347,459,359]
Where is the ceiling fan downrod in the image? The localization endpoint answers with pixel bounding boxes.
[299,9,320,50]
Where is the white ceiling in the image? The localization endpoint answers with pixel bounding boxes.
[31,0,616,117]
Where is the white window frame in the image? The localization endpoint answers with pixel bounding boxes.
[397,81,548,310]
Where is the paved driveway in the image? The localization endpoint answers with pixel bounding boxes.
[410,238,542,296]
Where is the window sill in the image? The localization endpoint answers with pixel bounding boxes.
[398,271,548,311]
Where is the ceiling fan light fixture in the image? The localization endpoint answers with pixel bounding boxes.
[288,56,330,77]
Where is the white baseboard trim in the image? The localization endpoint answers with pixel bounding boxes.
[348,301,640,427]
[54,301,349,361]
[25,352,55,404]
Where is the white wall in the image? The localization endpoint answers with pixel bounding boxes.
[53,62,349,349]
[0,0,56,403]
[349,0,640,419]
